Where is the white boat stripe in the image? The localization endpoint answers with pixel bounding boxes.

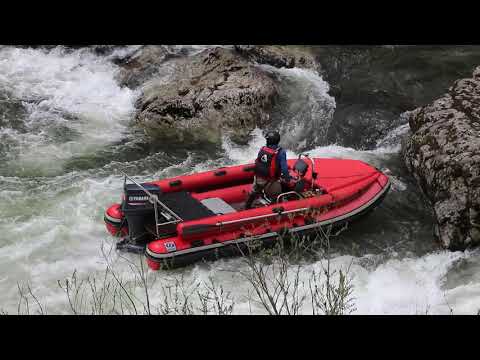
[105,212,122,224]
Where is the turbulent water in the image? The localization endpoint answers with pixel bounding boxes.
[1,45,480,314]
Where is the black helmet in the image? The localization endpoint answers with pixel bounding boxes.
[265,130,280,146]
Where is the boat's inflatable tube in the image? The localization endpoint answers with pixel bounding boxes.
[103,157,392,270]
[104,204,128,237]
[145,177,391,269]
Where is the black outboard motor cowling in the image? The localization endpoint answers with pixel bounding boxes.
[293,158,309,177]
[121,183,161,245]
[292,158,309,193]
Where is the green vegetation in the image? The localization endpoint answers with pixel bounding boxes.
[3,225,356,315]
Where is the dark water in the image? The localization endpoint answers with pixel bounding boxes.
[311,45,480,149]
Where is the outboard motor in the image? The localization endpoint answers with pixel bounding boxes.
[121,183,162,249]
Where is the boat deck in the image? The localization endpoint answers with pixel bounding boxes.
[159,191,216,221]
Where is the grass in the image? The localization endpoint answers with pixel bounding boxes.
[2,224,357,315]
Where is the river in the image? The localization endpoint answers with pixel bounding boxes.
[1,45,479,314]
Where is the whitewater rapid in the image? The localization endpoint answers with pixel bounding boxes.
[0,46,479,314]
[0,46,137,176]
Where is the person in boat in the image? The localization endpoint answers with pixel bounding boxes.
[245,130,293,209]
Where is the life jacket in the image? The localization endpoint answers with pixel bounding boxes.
[255,146,281,180]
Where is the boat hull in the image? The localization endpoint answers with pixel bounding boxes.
[103,157,391,270]
[145,176,391,269]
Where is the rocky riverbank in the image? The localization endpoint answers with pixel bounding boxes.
[403,66,480,250]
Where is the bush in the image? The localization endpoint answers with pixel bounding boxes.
[3,225,355,315]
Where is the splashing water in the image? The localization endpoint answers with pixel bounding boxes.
[260,66,336,151]
[0,46,137,176]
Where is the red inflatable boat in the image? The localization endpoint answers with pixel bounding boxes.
[104,155,390,270]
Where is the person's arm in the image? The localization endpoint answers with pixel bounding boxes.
[278,150,291,180]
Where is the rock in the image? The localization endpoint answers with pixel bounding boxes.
[114,45,180,88]
[234,45,317,70]
[403,66,480,250]
[90,45,119,56]
[134,47,278,145]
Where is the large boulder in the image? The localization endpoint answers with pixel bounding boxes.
[134,47,278,145]
[114,45,181,88]
[234,45,317,70]
[403,66,480,250]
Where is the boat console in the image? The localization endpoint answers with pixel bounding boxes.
[259,154,317,205]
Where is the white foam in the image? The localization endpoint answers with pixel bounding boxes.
[375,122,411,153]
[349,251,463,314]
[0,46,137,174]
[259,66,336,149]
[221,128,266,164]
[98,250,480,315]
[174,250,475,314]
